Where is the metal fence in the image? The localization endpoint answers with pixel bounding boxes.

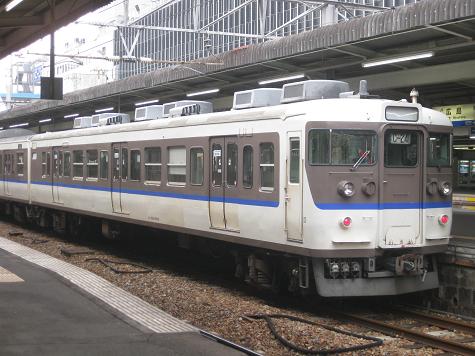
[114,0,420,79]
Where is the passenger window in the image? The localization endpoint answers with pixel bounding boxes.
[212,144,222,187]
[226,143,238,187]
[63,152,71,177]
[260,143,274,190]
[190,147,204,185]
[16,152,24,176]
[144,147,161,183]
[46,152,51,176]
[130,150,141,181]
[100,151,109,179]
[243,146,253,188]
[121,148,128,180]
[73,150,84,178]
[86,150,98,179]
[167,146,186,185]
[41,152,47,177]
[289,139,300,183]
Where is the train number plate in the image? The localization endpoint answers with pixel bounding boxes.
[389,132,411,145]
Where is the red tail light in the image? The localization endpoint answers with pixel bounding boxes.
[439,214,449,225]
[340,217,352,228]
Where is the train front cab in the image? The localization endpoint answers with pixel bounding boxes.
[308,105,452,297]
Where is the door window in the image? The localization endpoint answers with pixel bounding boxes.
[289,139,300,183]
[384,131,418,167]
[212,144,222,187]
[226,143,238,187]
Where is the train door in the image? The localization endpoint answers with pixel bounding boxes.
[52,147,63,203]
[380,128,423,247]
[285,132,303,242]
[208,136,239,230]
[3,151,12,196]
[0,152,3,195]
[111,143,129,214]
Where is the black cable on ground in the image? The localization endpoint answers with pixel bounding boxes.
[85,257,153,274]
[246,313,383,355]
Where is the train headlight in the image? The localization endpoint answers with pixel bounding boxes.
[362,181,376,196]
[438,181,452,196]
[438,214,449,226]
[337,181,355,198]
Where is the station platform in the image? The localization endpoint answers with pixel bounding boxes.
[0,237,245,356]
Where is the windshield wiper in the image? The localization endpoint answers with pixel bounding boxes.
[352,150,370,171]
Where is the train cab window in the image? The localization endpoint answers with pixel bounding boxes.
[428,133,451,167]
[289,139,300,183]
[212,144,222,187]
[63,152,71,177]
[226,143,238,187]
[73,150,84,178]
[309,129,376,165]
[130,150,141,181]
[144,147,161,183]
[99,151,109,180]
[260,143,274,191]
[384,130,418,167]
[243,145,253,189]
[121,148,128,181]
[190,147,204,185]
[16,152,24,176]
[167,146,186,185]
[86,150,98,179]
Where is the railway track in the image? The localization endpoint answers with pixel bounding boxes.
[334,306,475,356]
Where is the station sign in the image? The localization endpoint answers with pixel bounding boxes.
[433,104,475,127]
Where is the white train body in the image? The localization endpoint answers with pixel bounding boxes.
[0,80,452,296]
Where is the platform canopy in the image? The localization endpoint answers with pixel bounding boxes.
[0,0,112,60]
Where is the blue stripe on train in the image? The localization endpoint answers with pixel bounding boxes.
[27,180,279,208]
[316,201,452,210]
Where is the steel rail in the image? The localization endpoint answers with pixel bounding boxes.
[336,311,475,356]
[391,307,475,336]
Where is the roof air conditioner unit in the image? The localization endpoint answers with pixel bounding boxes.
[233,88,282,110]
[97,113,130,126]
[73,116,93,129]
[163,100,213,117]
[280,80,350,104]
[134,105,164,121]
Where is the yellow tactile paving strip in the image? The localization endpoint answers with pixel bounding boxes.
[0,266,23,283]
[453,194,475,210]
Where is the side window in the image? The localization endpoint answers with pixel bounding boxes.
[86,150,98,179]
[16,152,24,176]
[100,151,109,179]
[63,152,71,177]
[212,144,222,186]
[226,143,238,187]
[46,152,51,176]
[73,150,84,178]
[260,143,274,191]
[144,147,161,183]
[41,152,47,176]
[243,145,253,188]
[121,148,128,181]
[167,146,186,185]
[289,138,300,183]
[190,147,204,185]
[308,129,330,164]
[130,150,141,181]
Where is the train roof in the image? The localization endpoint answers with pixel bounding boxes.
[25,98,451,142]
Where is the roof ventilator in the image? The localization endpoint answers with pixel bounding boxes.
[280,80,350,104]
[134,105,164,121]
[163,100,213,118]
[232,88,282,110]
[73,116,93,129]
[95,113,130,126]
[339,80,379,99]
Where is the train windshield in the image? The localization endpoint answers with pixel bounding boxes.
[427,133,451,167]
[308,129,376,165]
